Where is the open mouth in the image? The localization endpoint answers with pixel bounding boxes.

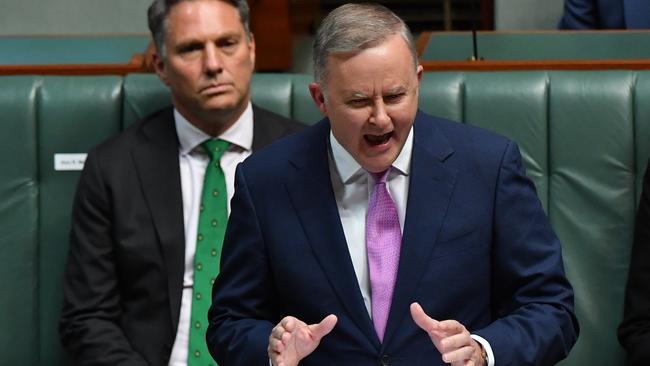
[364,132,392,146]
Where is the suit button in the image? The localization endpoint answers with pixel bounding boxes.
[379,355,390,365]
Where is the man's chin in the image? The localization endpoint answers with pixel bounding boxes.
[357,145,400,173]
[201,98,245,115]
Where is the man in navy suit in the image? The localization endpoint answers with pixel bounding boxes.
[559,0,650,29]
[207,3,579,365]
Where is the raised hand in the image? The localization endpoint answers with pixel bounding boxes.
[268,314,338,366]
[410,302,486,366]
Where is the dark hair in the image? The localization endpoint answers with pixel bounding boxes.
[147,0,250,58]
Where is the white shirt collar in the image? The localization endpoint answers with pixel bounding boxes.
[174,102,254,155]
[329,126,414,184]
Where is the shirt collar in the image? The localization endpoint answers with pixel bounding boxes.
[329,126,414,184]
[175,102,254,155]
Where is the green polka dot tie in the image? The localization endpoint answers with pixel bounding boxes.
[188,139,230,366]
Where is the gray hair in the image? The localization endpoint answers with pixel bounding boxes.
[147,0,251,59]
[312,3,418,85]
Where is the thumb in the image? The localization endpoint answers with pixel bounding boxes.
[309,314,338,340]
[410,302,439,332]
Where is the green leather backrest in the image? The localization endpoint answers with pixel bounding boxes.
[1,71,648,366]
[0,76,39,365]
[122,73,171,128]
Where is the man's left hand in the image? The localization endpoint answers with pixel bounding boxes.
[410,302,486,366]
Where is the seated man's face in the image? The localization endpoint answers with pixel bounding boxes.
[155,0,255,126]
[311,34,422,173]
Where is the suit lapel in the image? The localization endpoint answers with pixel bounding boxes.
[286,120,380,349]
[132,108,185,332]
[383,113,458,347]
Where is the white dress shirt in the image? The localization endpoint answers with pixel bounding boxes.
[169,104,254,366]
[328,129,495,366]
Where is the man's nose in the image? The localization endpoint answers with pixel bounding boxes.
[370,100,391,128]
[203,44,222,74]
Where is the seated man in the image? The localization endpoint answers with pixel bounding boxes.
[59,1,302,365]
[207,3,579,366]
[619,159,650,366]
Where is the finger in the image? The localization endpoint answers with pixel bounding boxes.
[310,314,338,340]
[410,302,440,333]
[441,345,474,365]
[281,330,292,346]
[438,319,467,335]
[439,332,472,353]
[271,325,286,339]
[282,316,296,332]
[269,336,285,353]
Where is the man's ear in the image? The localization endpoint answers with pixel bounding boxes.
[309,82,328,116]
[416,64,423,83]
[152,51,170,86]
[248,32,256,70]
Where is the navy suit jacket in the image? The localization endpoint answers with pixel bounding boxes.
[559,0,650,29]
[207,111,579,366]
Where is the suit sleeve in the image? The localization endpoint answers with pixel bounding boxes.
[207,164,279,365]
[59,150,149,366]
[474,141,579,365]
[618,159,650,366]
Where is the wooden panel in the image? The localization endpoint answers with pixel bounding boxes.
[0,54,146,75]
[249,0,292,71]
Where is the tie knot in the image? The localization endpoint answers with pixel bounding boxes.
[370,169,390,184]
[202,139,230,161]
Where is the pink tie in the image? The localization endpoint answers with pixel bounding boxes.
[366,169,402,342]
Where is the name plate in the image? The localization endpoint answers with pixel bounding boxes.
[54,153,87,171]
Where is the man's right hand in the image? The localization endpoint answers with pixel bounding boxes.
[268,314,338,366]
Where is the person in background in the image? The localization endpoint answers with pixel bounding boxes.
[619,159,650,366]
[59,0,303,365]
[207,3,579,365]
[559,0,650,29]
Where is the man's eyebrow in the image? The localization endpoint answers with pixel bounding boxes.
[385,86,407,94]
[216,31,243,40]
[174,39,203,51]
[349,91,368,98]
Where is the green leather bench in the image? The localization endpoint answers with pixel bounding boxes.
[1,71,648,366]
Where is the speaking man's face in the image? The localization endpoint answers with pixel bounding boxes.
[310,34,422,173]
[154,0,255,130]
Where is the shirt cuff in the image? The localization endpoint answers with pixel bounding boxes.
[471,334,495,366]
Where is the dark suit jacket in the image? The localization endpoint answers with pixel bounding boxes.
[207,111,579,366]
[619,159,650,366]
[59,105,304,366]
[559,0,650,29]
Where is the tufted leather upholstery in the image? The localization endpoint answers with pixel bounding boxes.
[0,71,647,366]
